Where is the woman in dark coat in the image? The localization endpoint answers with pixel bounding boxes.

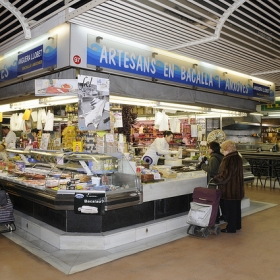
[213,140,244,233]
[198,141,224,187]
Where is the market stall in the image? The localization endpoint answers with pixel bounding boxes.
[0,148,207,232]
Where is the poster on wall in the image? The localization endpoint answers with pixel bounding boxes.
[35,79,78,96]
[77,75,110,131]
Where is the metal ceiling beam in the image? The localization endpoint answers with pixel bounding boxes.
[167,0,246,51]
[65,0,108,21]
[0,0,31,39]
[250,70,280,75]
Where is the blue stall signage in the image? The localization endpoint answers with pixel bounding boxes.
[86,34,274,102]
[17,45,44,75]
[253,83,270,99]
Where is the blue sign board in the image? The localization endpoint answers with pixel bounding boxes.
[253,83,270,99]
[86,34,274,102]
[0,36,57,83]
[17,45,43,75]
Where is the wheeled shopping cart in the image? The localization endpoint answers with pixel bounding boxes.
[0,190,16,233]
[186,186,221,238]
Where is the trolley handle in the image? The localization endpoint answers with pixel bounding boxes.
[207,178,218,189]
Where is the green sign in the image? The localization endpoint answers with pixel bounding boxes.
[261,102,280,111]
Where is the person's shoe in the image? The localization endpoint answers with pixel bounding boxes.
[221,229,236,233]
[219,215,227,222]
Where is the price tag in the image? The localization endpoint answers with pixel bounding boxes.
[19,154,30,165]
[40,133,50,150]
[106,133,114,143]
[153,173,161,180]
[200,141,207,146]
[79,161,93,175]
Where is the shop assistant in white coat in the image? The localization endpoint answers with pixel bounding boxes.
[142,131,178,165]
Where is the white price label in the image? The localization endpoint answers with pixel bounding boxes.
[153,173,161,180]
[106,133,114,143]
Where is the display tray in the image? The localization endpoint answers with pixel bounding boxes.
[141,178,165,184]
[170,165,185,169]
[171,166,197,172]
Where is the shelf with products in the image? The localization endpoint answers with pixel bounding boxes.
[226,135,261,137]
[261,129,280,143]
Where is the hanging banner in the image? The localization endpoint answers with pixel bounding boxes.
[35,79,78,95]
[78,75,110,131]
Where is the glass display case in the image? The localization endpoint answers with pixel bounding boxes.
[3,149,142,211]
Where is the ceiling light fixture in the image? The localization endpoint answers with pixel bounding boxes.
[110,96,157,107]
[249,112,263,116]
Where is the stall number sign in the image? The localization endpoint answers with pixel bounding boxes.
[74,192,105,215]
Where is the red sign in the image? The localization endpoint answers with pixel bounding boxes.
[73,55,81,64]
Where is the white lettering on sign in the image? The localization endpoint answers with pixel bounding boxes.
[181,67,213,87]
[18,49,43,65]
[100,45,156,74]
[84,199,105,203]
[164,62,174,78]
[73,55,81,64]
[253,85,270,93]
[225,79,248,94]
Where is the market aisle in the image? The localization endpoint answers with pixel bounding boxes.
[1,185,280,280]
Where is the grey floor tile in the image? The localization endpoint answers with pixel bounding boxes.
[73,250,110,265]
[2,200,277,275]
[31,239,59,253]
[50,249,82,266]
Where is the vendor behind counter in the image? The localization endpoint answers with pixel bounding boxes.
[141,130,179,166]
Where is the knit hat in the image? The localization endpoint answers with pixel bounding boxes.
[208,141,221,153]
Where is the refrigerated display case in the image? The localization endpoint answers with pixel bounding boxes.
[2,149,142,211]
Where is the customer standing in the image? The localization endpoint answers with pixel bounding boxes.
[197,141,224,188]
[213,140,244,233]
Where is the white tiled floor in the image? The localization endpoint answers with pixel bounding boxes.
[1,200,277,275]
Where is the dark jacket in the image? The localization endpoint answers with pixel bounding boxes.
[201,152,224,182]
[213,151,244,200]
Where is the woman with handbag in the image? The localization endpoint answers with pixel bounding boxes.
[213,140,244,233]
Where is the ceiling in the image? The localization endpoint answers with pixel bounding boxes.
[1,0,280,91]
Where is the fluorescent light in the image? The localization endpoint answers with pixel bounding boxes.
[264,114,280,117]
[155,105,204,113]
[110,96,157,107]
[155,102,208,113]
[157,102,200,110]
[43,96,78,105]
[211,108,247,116]
[0,96,78,113]
[1,34,49,60]
[0,104,13,113]
[249,112,263,116]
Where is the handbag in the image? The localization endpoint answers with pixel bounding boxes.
[0,190,8,207]
[186,202,212,227]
